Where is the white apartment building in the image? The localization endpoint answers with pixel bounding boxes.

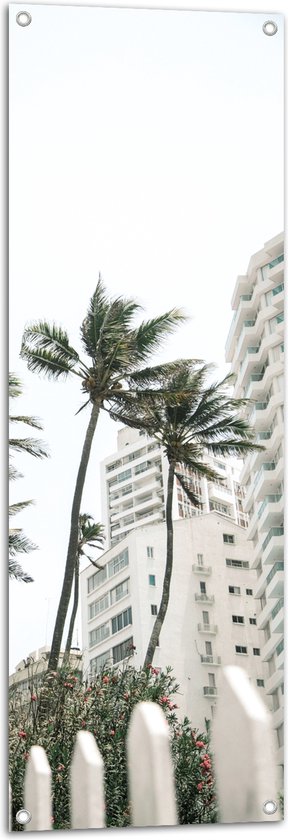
[80,515,268,734]
[225,232,284,773]
[100,426,248,549]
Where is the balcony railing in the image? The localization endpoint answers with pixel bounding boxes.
[258,495,282,519]
[257,430,271,441]
[254,462,276,488]
[203,686,218,696]
[266,562,284,587]
[195,594,215,604]
[200,655,221,665]
[262,527,284,552]
[192,564,212,575]
[272,282,284,296]
[268,254,284,269]
[271,598,284,621]
[276,639,284,657]
[198,623,218,634]
[240,294,252,301]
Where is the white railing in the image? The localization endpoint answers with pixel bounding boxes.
[9,667,281,830]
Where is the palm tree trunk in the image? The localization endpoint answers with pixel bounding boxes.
[48,400,101,671]
[144,461,175,668]
[63,555,79,662]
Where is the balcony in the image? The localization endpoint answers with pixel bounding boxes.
[266,562,284,599]
[266,667,284,695]
[272,704,284,731]
[271,598,284,635]
[272,282,284,310]
[203,686,218,697]
[195,593,215,605]
[200,655,221,666]
[258,494,283,533]
[208,482,232,502]
[257,597,277,629]
[261,633,281,663]
[262,527,284,566]
[192,563,212,575]
[198,623,218,635]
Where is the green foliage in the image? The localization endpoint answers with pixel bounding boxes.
[9,662,217,829]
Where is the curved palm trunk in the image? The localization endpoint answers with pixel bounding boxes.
[63,554,79,662]
[48,401,101,671]
[144,461,175,668]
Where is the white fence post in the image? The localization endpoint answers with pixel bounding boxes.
[24,745,52,830]
[70,731,105,828]
[212,666,280,823]
[127,701,178,827]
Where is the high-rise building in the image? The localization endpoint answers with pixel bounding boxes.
[225,232,284,773]
[100,427,248,549]
[80,515,268,733]
[9,646,83,698]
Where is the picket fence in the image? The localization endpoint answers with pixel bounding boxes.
[9,666,281,830]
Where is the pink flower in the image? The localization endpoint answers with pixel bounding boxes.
[152,668,160,675]
[197,783,203,791]
[31,694,37,701]
[57,764,65,771]
[18,730,26,739]
[102,676,109,684]
[110,729,115,736]
[123,691,130,700]
[23,751,29,761]
[81,721,86,728]
[159,696,169,705]
[86,687,92,693]
[195,741,205,748]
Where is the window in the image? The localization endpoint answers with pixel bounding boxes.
[226,559,249,569]
[149,574,156,586]
[87,566,107,593]
[202,611,209,625]
[200,581,206,594]
[112,637,134,665]
[147,546,154,558]
[197,553,204,566]
[257,679,264,687]
[253,648,260,656]
[110,578,130,606]
[205,641,212,655]
[223,534,235,544]
[229,586,241,595]
[277,724,284,748]
[249,618,257,625]
[151,604,158,615]
[108,548,129,578]
[88,593,109,620]
[89,621,110,648]
[111,606,132,635]
[232,615,244,624]
[208,673,216,687]
[246,589,253,596]
[118,468,132,482]
[90,650,111,675]
[235,645,247,654]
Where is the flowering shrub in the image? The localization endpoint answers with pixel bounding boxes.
[9,662,217,829]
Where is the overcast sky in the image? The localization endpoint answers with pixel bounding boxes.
[9,4,283,671]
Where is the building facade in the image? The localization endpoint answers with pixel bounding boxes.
[80,515,268,734]
[225,232,284,772]
[9,646,83,697]
[100,426,248,550]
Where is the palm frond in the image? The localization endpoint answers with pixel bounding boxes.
[174,472,203,507]
[127,358,204,388]
[9,464,23,481]
[21,322,80,379]
[9,414,44,430]
[9,528,38,556]
[9,558,34,583]
[9,373,22,399]
[9,438,49,459]
[9,500,34,516]
[130,308,187,363]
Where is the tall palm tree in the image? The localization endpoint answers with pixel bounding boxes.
[64,514,105,660]
[20,277,185,670]
[109,362,262,666]
[9,373,49,582]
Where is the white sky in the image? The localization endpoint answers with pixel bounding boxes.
[9,3,283,672]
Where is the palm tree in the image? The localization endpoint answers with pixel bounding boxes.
[64,514,105,660]
[109,362,262,666]
[9,373,49,582]
[20,277,185,670]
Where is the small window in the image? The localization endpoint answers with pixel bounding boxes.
[202,610,209,624]
[147,546,154,558]
[149,574,156,586]
[235,645,247,654]
[229,586,241,595]
[205,641,212,655]
[197,553,204,566]
[200,581,206,594]
[226,559,249,569]
[151,604,158,615]
[246,589,253,596]
[232,615,244,624]
[257,679,265,687]
[253,648,260,656]
[249,618,257,625]
[223,534,235,544]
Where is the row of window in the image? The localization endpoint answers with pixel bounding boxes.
[236,646,260,656]
[89,607,132,649]
[87,548,129,594]
[90,636,134,674]
[232,615,257,625]
[88,578,130,620]
[229,586,253,596]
